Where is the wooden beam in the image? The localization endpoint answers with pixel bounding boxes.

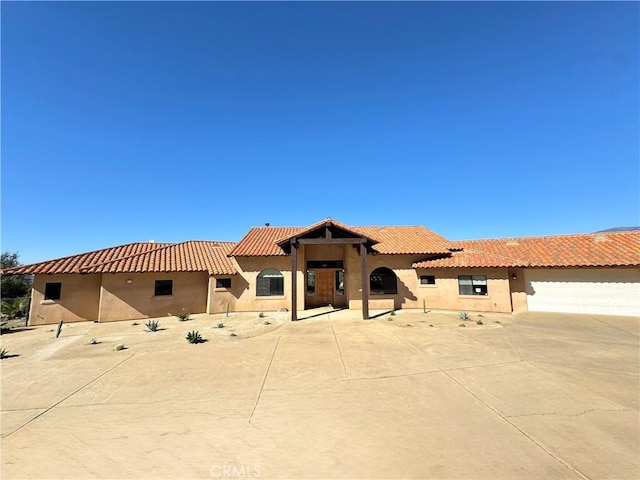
[291,242,297,321]
[360,244,369,320]
[297,238,365,245]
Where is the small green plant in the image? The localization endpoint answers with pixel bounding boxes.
[55,320,63,338]
[225,302,230,317]
[114,344,125,351]
[146,319,160,332]
[387,316,394,321]
[186,330,203,344]
[476,319,483,325]
[429,324,434,327]
[458,311,470,321]
[258,312,265,318]
[263,320,271,325]
[176,312,191,322]
[0,347,7,359]
[217,322,224,328]
[390,310,396,316]
[458,323,466,327]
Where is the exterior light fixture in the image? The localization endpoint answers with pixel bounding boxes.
[126,279,133,284]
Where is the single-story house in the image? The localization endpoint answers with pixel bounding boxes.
[2,218,639,325]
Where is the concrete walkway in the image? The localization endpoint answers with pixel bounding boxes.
[1,310,638,479]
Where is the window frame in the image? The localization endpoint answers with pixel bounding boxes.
[256,269,284,297]
[154,279,173,296]
[44,282,62,300]
[369,267,398,295]
[458,275,488,296]
[419,275,436,286]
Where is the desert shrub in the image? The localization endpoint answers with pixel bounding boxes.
[476,319,483,325]
[458,311,470,321]
[458,323,466,327]
[176,313,191,322]
[186,330,204,344]
[217,323,224,329]
[0,347,7,359]
[114,344,125,351]
[146,319,160,332]
[263,320,271,325]
[258,312,265,318]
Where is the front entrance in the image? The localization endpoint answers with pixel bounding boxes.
[306,267,346,308]
[315,270,334,306]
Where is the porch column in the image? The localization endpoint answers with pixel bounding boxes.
[291,241,298,321]
[360,243,369,320]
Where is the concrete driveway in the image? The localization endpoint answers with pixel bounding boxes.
[1,310,638,479]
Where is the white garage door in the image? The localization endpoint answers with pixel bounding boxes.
[525,268,640,316]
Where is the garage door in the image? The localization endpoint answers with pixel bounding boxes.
[525,268,640,316]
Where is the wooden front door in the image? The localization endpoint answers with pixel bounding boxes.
[315,270,334,306]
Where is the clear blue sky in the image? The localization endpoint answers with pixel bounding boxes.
[2,2,638,265]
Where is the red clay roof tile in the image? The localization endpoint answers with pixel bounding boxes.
[413,231,640,268]
[228,221,452,257]
[2,241,237,275]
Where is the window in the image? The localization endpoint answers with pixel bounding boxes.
[420,275,436,285]
[216,278,231,289]
[257,269,284,296]
[306,270,315,295]
[154,280,173,296]
[458,275,487,295]
[335,270,344,296]
[370,267,397,295]
[44,282,62,300]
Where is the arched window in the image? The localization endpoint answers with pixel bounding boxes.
[256,268,284,296]
[370,267,397,295]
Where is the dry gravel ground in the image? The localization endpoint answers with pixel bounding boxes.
[1,309,638,479]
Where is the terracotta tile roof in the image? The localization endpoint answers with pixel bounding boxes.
[355,226,451,255]
[228,227,303,256]
[275,218,379,245]
[413,231,640,269]
[2,241,237,276]
[229,220,452,256]
[80,241,237,275]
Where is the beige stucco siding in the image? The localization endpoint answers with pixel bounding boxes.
[98,272,208,322]
[29,274,102,325]
[226,256,302,313]
[414,268,513,313]
[345,250,426,310]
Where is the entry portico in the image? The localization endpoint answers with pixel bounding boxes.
[275,219,379,321]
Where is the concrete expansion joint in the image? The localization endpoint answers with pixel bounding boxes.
[248,336,281,425]
[506,408,635,419]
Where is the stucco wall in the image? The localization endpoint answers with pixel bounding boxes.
[414,268,513,313]
[508,268,527,312]
[227,256,304,313]
[98,272,208,322]
[346,250,425,310]
[29,274,102,325]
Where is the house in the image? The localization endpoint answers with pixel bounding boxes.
[2,218,639,325]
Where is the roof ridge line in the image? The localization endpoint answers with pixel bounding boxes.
[78,241,179,272]
[455,230,640,243]
[3,241,169,273]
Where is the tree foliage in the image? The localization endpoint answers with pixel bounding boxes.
[1,252,33,299]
